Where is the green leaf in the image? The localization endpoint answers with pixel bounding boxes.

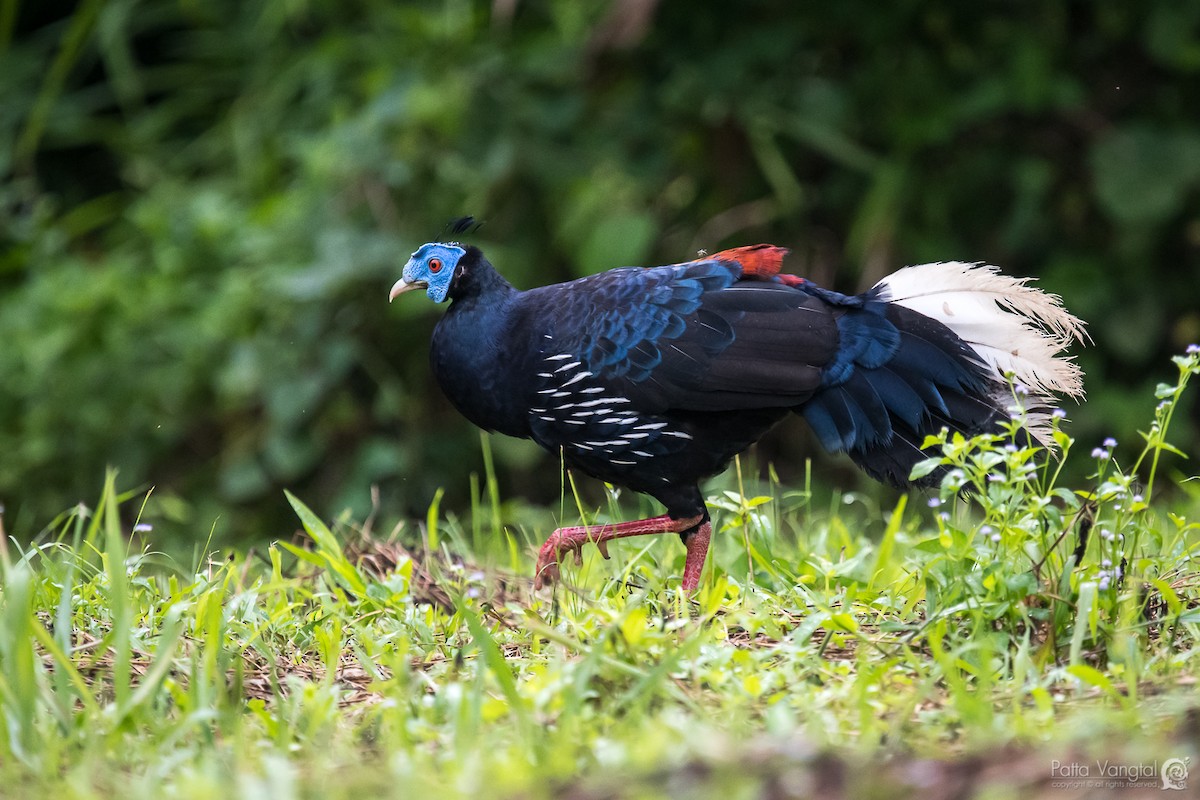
[284,490,367,596]
[909,458,941,481]
[459,602,530,736]
[1067,664,1118,697]
[1069,582,1097,666]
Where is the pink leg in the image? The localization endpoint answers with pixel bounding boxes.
[534,513,707,591]
[680,521,712,592]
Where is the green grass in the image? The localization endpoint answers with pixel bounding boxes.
[1,351,1199,799]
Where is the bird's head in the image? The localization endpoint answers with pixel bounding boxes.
[389,242,467,304]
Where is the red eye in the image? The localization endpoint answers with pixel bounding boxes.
[429,258,443,273]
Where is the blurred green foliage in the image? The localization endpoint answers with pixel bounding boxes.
[2,0,1199,540]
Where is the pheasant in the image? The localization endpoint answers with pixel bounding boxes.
[389,236,1086,592]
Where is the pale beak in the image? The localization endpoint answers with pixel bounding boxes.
[388,277,427,302]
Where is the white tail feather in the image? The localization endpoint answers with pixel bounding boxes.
[877,262,1088,445]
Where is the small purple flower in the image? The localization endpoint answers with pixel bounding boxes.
[927,497,942,508]
[133,523,153,533]
[987,473,1004,483]
[1091,447,1109,460]
[1004,443,1019,453]
[1098,576,1111,591]
[1132,494,1143,504]
[1014,383,1030,397]
[979,525,994,537]
[939,512,950,522]
[990,532,1002,543]
[1103,437,1117,448]
[1052,408,1067,420]
[1100,528,1115,541]
[1187,343,1200,355]
[1101,558,1112,568]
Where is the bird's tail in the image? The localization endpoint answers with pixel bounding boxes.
[801,262,1087,487]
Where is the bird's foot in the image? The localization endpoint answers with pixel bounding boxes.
[533,514,705,590]
[534,526,617,589]
[532,529,584,589]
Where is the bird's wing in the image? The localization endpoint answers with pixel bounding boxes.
[521,255,839,413]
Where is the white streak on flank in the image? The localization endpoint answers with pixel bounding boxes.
[571,410,599,417]
[580,387,606,394]
[577,397,629,407]
[621,432,650,440]
[633,422,668,430]
[662,431,694,440]
[537,372,552,378]
[537,388,556,395]
[543,334,554,340]
[545,353,574,361]
[633,450,653,458]
[585,440,629,448]
[572,443,594,451]
[554,361,583,373]
[552,391,570,398]
[539,415,555,422]
[877,261,1089,447]
[611,459,637,466]
[561,371,593,387]
[599,417,631,424]
[563,419,586,425]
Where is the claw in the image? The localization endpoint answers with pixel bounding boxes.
[534,533,564,590]
[595,538,610,560]
[534,556,559,590]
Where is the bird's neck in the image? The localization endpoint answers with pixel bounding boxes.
[432,249,531,438]
[447,247,516,303]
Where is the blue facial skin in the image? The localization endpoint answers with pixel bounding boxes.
[394,243,466,303]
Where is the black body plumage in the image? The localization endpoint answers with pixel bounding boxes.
[421,245,1018,522]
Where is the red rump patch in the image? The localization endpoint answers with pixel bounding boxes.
[776,274,806,287]
[710,244,790,278]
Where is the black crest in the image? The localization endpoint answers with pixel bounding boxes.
[440,216,484,242]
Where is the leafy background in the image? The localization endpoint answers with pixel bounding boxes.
[3,0,1199,543]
